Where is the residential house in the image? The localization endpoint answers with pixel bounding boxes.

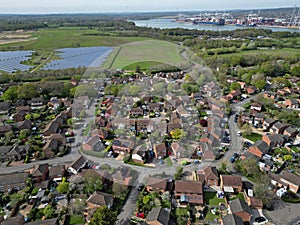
[129,107,143,117]
[146,177,170,194]
[246,196,263,209]
[263,118,278,131]
[0,102,11,115]
[202,166,219,186]
[220,175,242,193]
[43,121,60,136]
[154,143,167,159]
[191,92,203,101]
[170,142,188,158]
[221,214,243,225]
[112,139,134,155]
[145,207,170,225]
[13,110,27,122]
[0,172,29,192]
[83,136,105,152]
[86,191,114,209]
[250,102,262,112]
[31,163,49,182]
[1,215,24,225]
[16,120,31,130]
[174,180,204,207]
[30,96,45,108]
[246,86,257,95]
[148,103,161,112]
[258,159,276,172]
[68,155,87,175]
[270,121,289,134]
[241,112,252,124]
[48,97,63,110]
[0,145,29,162]
[49,165,66,182]
[43,139,59,158]
[0,125,12,136]
[95,117,107,128]
[248,140,269,158]
[263,92,276,100]
[253,113,264,126]
[284,98,299,108]
[25,218,58,225]
[132,145,147,164]
[229,198,252,223]
[112,167,132,186]
[283,127,298,138]
[270,170,300,193]
[262,134,286,148]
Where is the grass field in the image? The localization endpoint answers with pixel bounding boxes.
[0,29,150,51]
[103,39,185,69]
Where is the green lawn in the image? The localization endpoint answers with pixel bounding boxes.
[69,215,84,225]
[103,39,186,69]
[205,210,221,222]
[243,133,262,142]
[229,192,245,201]
[204,192,226,206]
[0,29,150,51]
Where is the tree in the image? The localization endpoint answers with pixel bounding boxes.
[83,171,103,194]
[2,86,18,102]
[230,82,241,91]
[170,129,186,140]
[43,205,55,219]
[235,157,260,177]
[254,79,266,90]
[254,173,274,207]
[69,198,86,215]
[128,85,141,96]
[241,124,252,136]
[90,206,118,225]
[291,65,300,77]
[57,178,69,194]
[19,129,31,139]
[17,83,38,99]
[4,131,14,144]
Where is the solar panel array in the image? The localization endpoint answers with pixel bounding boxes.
[0,51,34,73]
[42,46,113,70]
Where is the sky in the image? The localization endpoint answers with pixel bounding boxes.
[0,0,298,14]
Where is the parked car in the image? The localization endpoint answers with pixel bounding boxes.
[137,184,145,191]
[255,216,267,223]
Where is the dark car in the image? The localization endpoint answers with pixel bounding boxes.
[255,216,267,223]
[137,184,144,191]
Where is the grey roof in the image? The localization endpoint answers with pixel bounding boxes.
[70,155,87,171]
[222,214,244,225]
[267,134,286,142]
[229,198,251,215]
[146,207,170,225]
[85,136,105,151]
[253,140,269,154]
[264,118,276,124]
[285,126,297,134]
[0,172,29,187]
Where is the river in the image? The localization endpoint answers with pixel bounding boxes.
[131,18,300,33]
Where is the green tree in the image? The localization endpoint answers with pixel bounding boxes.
[90,206,118,225]
[57,178,69,194]
[254,79,266,89]
[174,167,183,180]
[112,182,127,197]
[170,129,186,140]
[17,83,38,99]
[235,157,259,177]
[291,65,300,77]
[2,86,18,102]
[43,205,55,219]
[230,82,241,91]
[19,129,31,139]
[83,171,103,194]
[254,173,274,207]
[241,124,252,136]
[72,84,97,98]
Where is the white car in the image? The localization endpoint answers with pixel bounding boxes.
[237,131,242,136]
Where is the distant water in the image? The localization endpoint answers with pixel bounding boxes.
[131,18,300,33]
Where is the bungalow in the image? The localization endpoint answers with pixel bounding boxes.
[284,98,299,108]
[270,121,289,134]
[31,163,49,182]
[112,167,132,186]
[221,214,243,225]
[229,198,252,223]
[68,155,87,175]
[0,172,29,192]
[146,207,170,225]
[112,139,134,155]
[49,165,66,182]
[174,180,203,207]
[262,134,286,148]
[146,177,170,194]
[86,191,114,209]
[202,166,219,186]
[154,143,167,159]
[263,118,278,131]
[283,127,299,138]
[248,140,269,158]
[220,175,242,193]
[83,136,105,152]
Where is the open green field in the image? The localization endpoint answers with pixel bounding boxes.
[103,39,185,69]
[0,29,151,51]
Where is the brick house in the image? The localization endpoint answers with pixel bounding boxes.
[229,198,252,223]
[49,165,66,182]
[262,134,286,148]
[202,166,219,186]
[31,164,49,183]
[146,177,170,194]
[129,107,143,117]
[220,175,242,193]
[248,140,269,158]
[221,214,243,225]
[284,98,299,108]
[174,180,203,207]
[154,143,167,159]
[269,170,300,193]
[83,136,105,152]
[283,127,299,138]
[86,191,114,209]
[263,118,278,131]
[270,121,289,134]
[112,139,134,155]
[0,173,29,192]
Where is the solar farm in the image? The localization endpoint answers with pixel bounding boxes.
[41,46,113,70]
[0,50,33,73]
